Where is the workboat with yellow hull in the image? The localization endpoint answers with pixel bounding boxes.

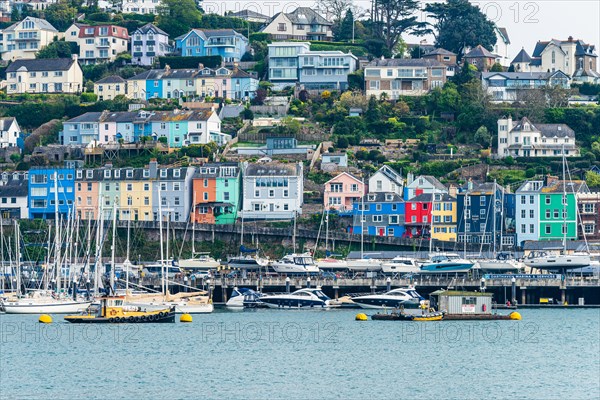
[64,296,175,324]
[371,310,444,321]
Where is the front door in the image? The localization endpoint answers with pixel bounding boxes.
[377,227,385,236]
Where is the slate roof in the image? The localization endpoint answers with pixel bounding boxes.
[6,58,76,72]
[244,162,300,176]
[5,16,57,32]
[176,28,244,41]
[465,45,496,58]
[229,10,270,20]
[409,175,447,192]
[540,180,588,194]
[284,7,332,26]
[363,192,404,203]
[510,117,575,138]
[424,48,456,56]
[0,179,28,197]
[128,69,166,80]
[511,48,532,64]
[0,117,17,131]
[95,75,126,84]
[497,27,510,44]
[134,23,168,36]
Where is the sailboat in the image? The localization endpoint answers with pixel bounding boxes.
[271,212,320,274]
[227,210,269,270]
[2,174,92,314]
[123,190,213,313]
[523,149,590,271]
[347,190,382,272]
[315,208,348,271]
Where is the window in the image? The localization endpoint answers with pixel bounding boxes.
[521,224,526,234]
[545,225,551,234]
[389,215,399,224]
[545,195,551,205]
[530,210,534,218]
[521,210,526,218]
[372,215,382,222]
[369,80,380,90]
[530,224,535,234]
[520,196,526,205]
[545,210,551,219]
[277,23,287,31]
[584,224,595,234]
[480,196,486,206]
[255,190,259,197]
[529,195,534,204]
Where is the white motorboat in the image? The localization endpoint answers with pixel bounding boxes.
[124,291,214,314]
[419,253,474,273]
[260,288,339,309]
[476,253,523,273]
[523,251,591,271]
[227,254,270,270]
[315,257,348,271]
[351,287,425,309]
[346,257,383,272]
[225,287,265,308]
[177,253,221,271]
[271,253,320,274]
[381,257,420,274]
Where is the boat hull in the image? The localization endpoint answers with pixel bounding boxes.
[523,254,591,270]
[2,301,92,314]
[352,298,422,310]
[126,301,214,314]
[65,310,175,323]
[346,259,383,272]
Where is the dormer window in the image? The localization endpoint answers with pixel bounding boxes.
[160,170,167,178]
[173,169,181,178]
[104,170,111,179]
[143,170,149,178]
[86,170,93,179]
[115,170,120,178]
[126,170,133,178]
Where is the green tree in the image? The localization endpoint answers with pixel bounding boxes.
[585,171,600,188]
[365,96,381,124]
[372,0,427,53]
[473,126,491,147]
[490,62,504,72]
[11,5,20,21]
[335,10,355,42]
[156,0,202,38]
[44,1,78,31]
[425,0,496,60]
[36,40,73,58]
[336,136,349,149]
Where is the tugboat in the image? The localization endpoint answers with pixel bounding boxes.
[64,296,175,323]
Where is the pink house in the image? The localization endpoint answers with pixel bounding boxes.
[323,172,364,212]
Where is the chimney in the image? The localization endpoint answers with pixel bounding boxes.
[198,63,204,70]
[467,178,473,191]
[568,36,574,42]
[72,54,78,62]
[233,62,239,72]
[149,159,158,178]
[165,64,171,72]
[448,184,457,197]
[544,174,559,187]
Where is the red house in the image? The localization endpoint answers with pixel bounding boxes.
[404,192,433,238]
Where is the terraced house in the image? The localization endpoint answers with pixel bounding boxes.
[538,179,588,241]
[351,192,406,238]
[364,58,447,98]
[175,29,249,63]
[191,163,241,224]
[28,167,75,219]
[61,109,227,147]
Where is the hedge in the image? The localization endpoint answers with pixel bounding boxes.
[158,56,222,69]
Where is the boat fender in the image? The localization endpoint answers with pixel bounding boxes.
[141,315,147,322]
[109,317,115,323]
[127,317,133,323]
[159,312,166,318]
[482,304,487,312]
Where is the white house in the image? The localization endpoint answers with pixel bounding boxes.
[0,171,28,219]
[65,24,129,64]
[131,23,171,66]
[497,116,580,158]
[5,57,83,94]
[121,0,163,14]
[241,161,304,220]
[493,27,511,68]
[405,174,448,200]
[482,70,571,102]
[368,165,404,196]
[0,117,22,148]
[261,7,333,41]
[0,17,59,61]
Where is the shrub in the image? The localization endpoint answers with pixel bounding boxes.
[81,92,97,103]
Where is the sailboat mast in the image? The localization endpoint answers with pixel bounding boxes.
[325,207,329,255]
[493,180,497,257]
[109,199,117,293]
[53,172,61,294]
[126,205,131,293]
[192,193,196,256]
[360,184,365,259]
[292,211,297,253]
[429,189,435,254]
[464,193,468,259]
[158,187,165,295]
[562,146,567,250]
[14,220,20,296]
[93,186,103,296]
[0,213,4,293]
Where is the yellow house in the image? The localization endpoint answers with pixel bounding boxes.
[432,193,457,242]
[120,176,153,222]
[94,75,128,101]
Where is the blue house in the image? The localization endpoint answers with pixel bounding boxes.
[456,181,516,248]
[28,168,75,219]
[175,29,249,63]
[351,192,406,237]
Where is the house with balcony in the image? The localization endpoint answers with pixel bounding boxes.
[364,58,447,98]
[191,162,241,224]
[267,41,357,90]
[422,48,457,76]
[510,37,599,83]
[241,161,304,220]
[323,172,364,214]
[5,57,83,94]
[368,165,403,196]
[121,0,162,15]
[456,181,516,248]
[351,192,405,237]
[261,7,333,41]
[482,70,571,103]
[0,171,28,219]
[0,117,22,149]
[515,180,544,245]
[131,23,171,66]
[175,29,249,63]
[497,116,580,158]
[404,174,448,201]
[493,27,511,68]
[28,167,75,219]
[93,75,127,100]
[0,16,58,61]
[65,24,129,64]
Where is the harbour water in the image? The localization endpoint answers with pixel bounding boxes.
[1,308,599,399]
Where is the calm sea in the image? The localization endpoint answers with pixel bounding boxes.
[1,308,599,399]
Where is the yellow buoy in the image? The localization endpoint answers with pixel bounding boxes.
[355,313,368,321]
[39,314,52,324]
[509,311,522,320]
[180,314,193,323]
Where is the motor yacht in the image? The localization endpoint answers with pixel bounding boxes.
[419,253,474,274]
[225,287,266,308]
[260,288,339,309]
[271,253,320,274]
[381,257,420,274]
[351,287,425,309]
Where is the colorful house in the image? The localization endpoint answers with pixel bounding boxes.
[404,174,447,200]
[152,163,195,223]
[323,172,364,214]
[368,165,403,196]
[432,193,457,242]
[351,192,405,237]
[538,180,588,241]
[175,29,249,63]
[404,193,433,239]
[191,162,241,224]
[28,167,75,219]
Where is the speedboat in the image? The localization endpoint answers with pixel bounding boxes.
[226,287,266,308]
[260,288,339,309]
[1,290,92,314]
[271,253,320,274]
[177,253,221,271]
[346,257,383,272]
[419,253,474,274]
[64,297,175,324]
[522,251,591,271]
[227,254,270,270]
[351,287,425,309]
[381,257,420,274]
